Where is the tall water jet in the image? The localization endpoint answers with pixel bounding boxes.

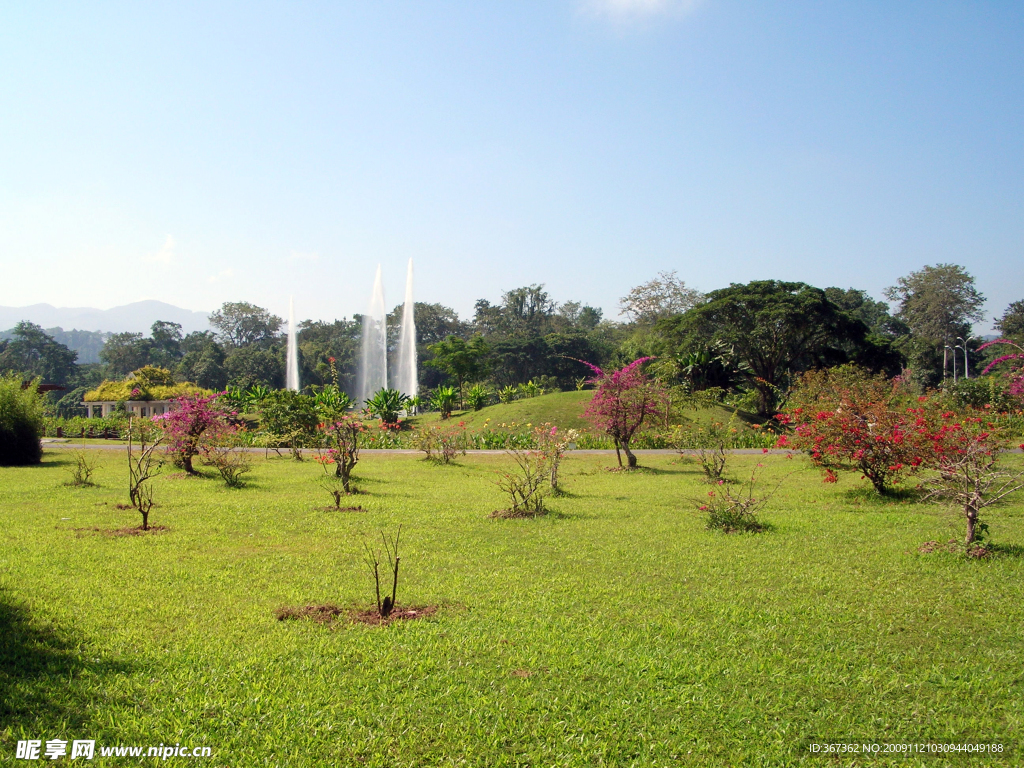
[393,259,417,401]
[357,265,388,404]
[286,296,300,391]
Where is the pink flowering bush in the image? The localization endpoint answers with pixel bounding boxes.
[581,357,666,469]
[156,393,231,474]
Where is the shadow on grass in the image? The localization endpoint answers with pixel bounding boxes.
[0,589,134,734]
[839,486,923,506]
[989,543,1024,559]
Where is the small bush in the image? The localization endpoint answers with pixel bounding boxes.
[0,373,44,465]
[412,422,467,464]
[200,424,252,487]
[493,448,549,518]
[698,466,781,533]
[65,451,97,486]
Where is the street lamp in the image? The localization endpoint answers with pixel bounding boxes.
[957,337,969,379]
[945,344,957,383]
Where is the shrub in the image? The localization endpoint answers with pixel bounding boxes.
[497,385,519,404]
[363,527,402,618]
[920,414,1024,548]
[199,422,252,487]
[464,384,491,411]
[364,387,409,425]
[84,366,211,402]
[157,393,227,474]
[64,451,97,487]
[533,423,579,494]
[782,365,930,494]
[316,414,365,497]
[127,418,164,530]
[673,419,730,482]
[582,357,666,469]
[412,422,467,464]
[698,465,780,533]
[0,373,44,465]
[429,386,458,419]
[493,448,550,518]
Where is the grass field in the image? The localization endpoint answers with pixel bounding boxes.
[2,447,1023,766]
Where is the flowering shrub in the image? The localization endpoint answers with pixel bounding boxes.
[315,414,366,500]
[156,393,229,474]
[492,447,550,518]
[698,465,779,533]
[582,357,666,469]
[978,338,1024,404]
[919,413,1024,548]
[412,421,468,464]
[783,366,931,494]
[533,423,579,493]
[199,421,252,487]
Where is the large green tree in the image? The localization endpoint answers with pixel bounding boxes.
[426,335,490,395]
[0,322,79,385]
[995,300,1024,340]
[209,302,283,349]
[659,280,899,416]
[884,264,985,385]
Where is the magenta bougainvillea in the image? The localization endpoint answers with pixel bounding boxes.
[581,357,666,469]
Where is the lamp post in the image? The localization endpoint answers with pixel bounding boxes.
[957,337,969,379]
[945,344,957,383]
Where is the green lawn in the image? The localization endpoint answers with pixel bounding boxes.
[1,448,1022,766]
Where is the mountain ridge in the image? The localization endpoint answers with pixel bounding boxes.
[0,300,210,336]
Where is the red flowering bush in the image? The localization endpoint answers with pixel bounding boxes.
[316,414,366,501]
[782,366,932,495]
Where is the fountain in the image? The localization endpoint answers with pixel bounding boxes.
[286,296,300,391]
[393,259,417,402]
[356,265,388,404]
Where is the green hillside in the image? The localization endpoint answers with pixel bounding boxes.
[408,389,758,431]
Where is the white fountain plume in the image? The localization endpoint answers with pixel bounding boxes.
[357,265,388,404]
[393,259,417,401]
[286,296,300,392]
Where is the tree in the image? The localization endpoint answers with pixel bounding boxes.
[658,281,894,416]
[619,271,703,324]
[582,357,666,469]
[177,333,227,391]
[209,302,283,349]
[100,332,152,378]
[885,264,985,384]
[995,300,1024,340]
[824,287,909,339]
[225,346,284,390]
[426,335,490,400]
[150,321,183,366]
[0,322,79,385]
[157,393,226,474]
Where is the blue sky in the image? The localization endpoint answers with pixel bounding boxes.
[1,1,1021,331]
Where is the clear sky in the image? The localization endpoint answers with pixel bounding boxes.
[1,1,1021,331]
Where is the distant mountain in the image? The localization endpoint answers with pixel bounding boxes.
[0,301,210,336]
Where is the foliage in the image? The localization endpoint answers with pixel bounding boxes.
[919,414,1024,547]
[0,321,78,385]
[199,422,252,487]
[659,280,902,415]
[316,414,365,495]
[674,419,731,482]
[0,372,45,465]
[619,270,704,324]
[782,366,928,494]
[518,380,543,398]
[978,338,1024,404]
[364,387,409,425]
[885,264,985,385]
[64,451,97,487]
[464,384,491,411]
[582,357,666,469]
[995,299,1024,340]
[429,385,458,419]
[209,301,284,349]
[497,385,518,404]
[258,389,320,458]
[412,421,468,464]
[224,346,284,390]
[533,423,579,493]
[426,335,489,400]
[155,392,227,474]
[84,366,210,402]
[493,447,550,517]
[363,527,402,618]
[126,417,164,530]
[698,465,779,533]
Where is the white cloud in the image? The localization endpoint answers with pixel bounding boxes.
[147,234,176,265]
[580,0,704,23]
[207,268,234,283]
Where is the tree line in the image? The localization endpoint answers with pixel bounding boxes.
[2,263,1021,417]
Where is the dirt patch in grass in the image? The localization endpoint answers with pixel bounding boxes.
[70,525,170,537]
[319,505,365,513]
[918,539,989,559]
[275,604,438,626]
